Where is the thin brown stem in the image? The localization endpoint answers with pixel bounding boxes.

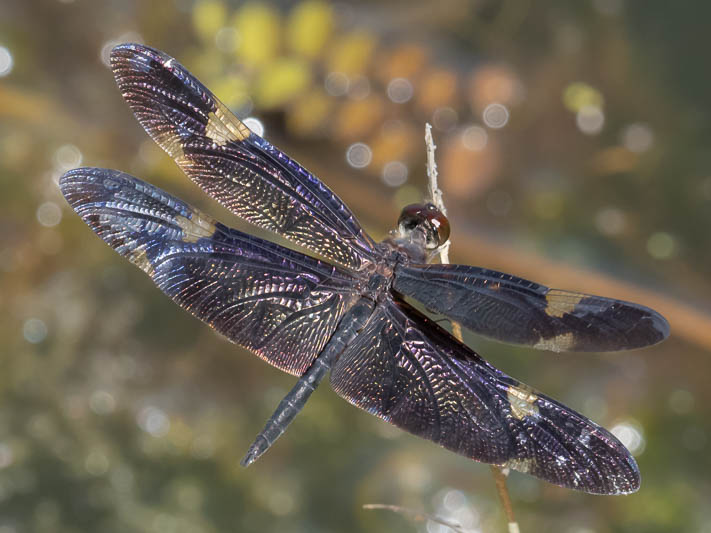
[425,124,520,533]
[490,465,519,533]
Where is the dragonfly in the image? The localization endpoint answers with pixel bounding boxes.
[60,43,669,495]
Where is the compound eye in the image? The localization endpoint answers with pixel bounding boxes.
[428,207,450,247]
[398,203,428,230]
[398,203,451,249]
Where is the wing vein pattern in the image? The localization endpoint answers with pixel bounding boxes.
[60,167,362,376]
[330,296,640,494]
[393,263,669,352]
[110,43,377,271]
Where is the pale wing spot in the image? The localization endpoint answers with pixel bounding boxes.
[504,457,534,474]
[544,289,584,318]
[128,248,155,276]
[507,385,540,420]
[534,332,575,353]
[205,101,251,145]
[155,130,185,160]
[175,213,216,243]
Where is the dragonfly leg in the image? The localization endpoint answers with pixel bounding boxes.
[240,298,375,467]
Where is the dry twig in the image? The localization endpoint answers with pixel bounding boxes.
[362,504,467,533]
[425,123,520,533]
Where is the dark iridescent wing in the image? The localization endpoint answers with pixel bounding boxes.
[330,296,640,494]
[60,167,363,376]
[109,43,378,271]
[393,263,669,352]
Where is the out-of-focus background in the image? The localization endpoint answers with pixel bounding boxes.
[1,1,710,531]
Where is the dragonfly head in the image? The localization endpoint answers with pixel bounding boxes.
[397,203,451,251]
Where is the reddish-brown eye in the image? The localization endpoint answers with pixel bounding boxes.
[427,205,450,246]
[397,203,451,249]
[398,204,426,229]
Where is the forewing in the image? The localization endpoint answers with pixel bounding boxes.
[60,168,362,376]
[109,43,378,271]
[330,297,640,494]
[393,263,669,352]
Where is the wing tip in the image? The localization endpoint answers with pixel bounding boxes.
[59,166,125,188]
[554,438,641,495]
[605,447,641,495]
[625,303,670,350]
[109,43,177,88]
[604,467,641,496]
[107,42,215,148]
[59,167,141,212]
[649,308,671,343]
[109,42,166,65]
[588,423,641,495]
[59,166,108,203]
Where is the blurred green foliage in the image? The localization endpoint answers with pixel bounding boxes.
[1,1,710,532]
